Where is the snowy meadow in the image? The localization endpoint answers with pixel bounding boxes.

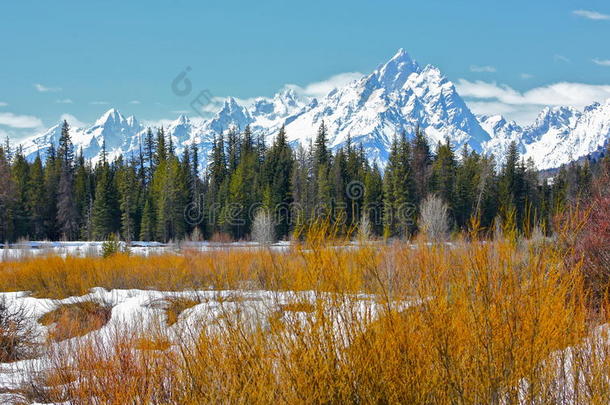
[0,221,609,404]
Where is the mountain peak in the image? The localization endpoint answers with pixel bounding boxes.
[95,108,125,126]
[390,48,411,62]
[531,105,579,128]
[126,115,138,127]
[373,49,420,90]
[175,114,190,125]
[224,97,240,107]
[276,87,299,103]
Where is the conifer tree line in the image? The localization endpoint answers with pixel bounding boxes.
[0,120,601,243]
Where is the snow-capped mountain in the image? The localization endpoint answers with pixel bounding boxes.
[284,49,491,163]
[19,49,610,171]
[481,102,610,169]
[22,108,143,162]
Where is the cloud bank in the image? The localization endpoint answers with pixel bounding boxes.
[0,112,43,129]
[456,79,610,124]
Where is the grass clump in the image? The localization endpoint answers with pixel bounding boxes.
[39,301,112,342]
[164,296,200,326]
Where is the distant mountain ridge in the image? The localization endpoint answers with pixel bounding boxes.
[480,101,610,169]
[20,49,610,170]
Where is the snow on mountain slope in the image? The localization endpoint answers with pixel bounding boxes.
[480,115,526,160]
[21,108,144,163]
[18,49,610,171]
[481,101,610,169]
[284,49,491,163]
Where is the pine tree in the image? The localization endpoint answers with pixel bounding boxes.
[226,127,240,173]
[167,130,175,158]
[117,162,139,241]
[27,155,46,239]
[313,121,331,171]
[363,161,384,236]
[0,146,16,242]
[91,161,119,239]
[454,146,480,228]
[411,126,432,205]
[11,148,30,238]
[3,137,12,163]
[139,196,156,241]
[383,136,400,237]
[291,144,314,229]
[430,138,457,209]
[242,125,254,155]
[154,127,167,167]
[383,133,416,237]
[43,144,60,239]
[262,126,294,238]
[498,141,522,226]
[56,121,79,239]
[222,163,249,239]
[209,133,227,196]
[152,156,188,242]
[143,127,156,182]
[330,148,348,229]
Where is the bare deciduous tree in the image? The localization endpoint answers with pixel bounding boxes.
[252,210,275,245]
[357,213,372,241]
[419,195,450,242]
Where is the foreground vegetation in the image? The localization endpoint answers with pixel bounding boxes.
[0,215,608,403]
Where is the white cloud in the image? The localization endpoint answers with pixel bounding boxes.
[60,113,87,129]
[129,100,141,104]
[284,72,363,99]
[554,54,571,63]
[456,79,610,125]
[90,101,110,105]
[470,65,496,73]
[593,58,610,67]
[55,98,73,104]
[573,9,610,20]
[520,73,533,80]
[0,102,7,107]
[0,112,44,129]
[34,83,62,92]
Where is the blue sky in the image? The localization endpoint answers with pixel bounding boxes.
[1,0,610,140]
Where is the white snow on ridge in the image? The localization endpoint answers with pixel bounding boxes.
[18,50,610,171]
[481,101,610,169]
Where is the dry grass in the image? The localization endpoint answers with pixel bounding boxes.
[0,243,381,299]
[280,301,316,313]
[39,301,112,342]
[2,224,610,403]
[164,297,200,326]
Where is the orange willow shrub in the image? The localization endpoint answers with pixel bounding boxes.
[0,229,382,299]
[22,236,604,404]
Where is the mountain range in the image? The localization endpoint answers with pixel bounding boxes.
[20,49,610,171]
